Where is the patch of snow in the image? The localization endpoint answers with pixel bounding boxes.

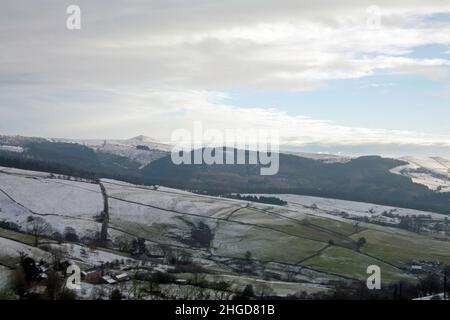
[52,136,172,168]
[48,243,131,267]
[0,170,104,238]
[0,145,24,153]
[244,193,448,221]
[0,172,103,218]
[0,237,52,264]
[282,151,351,163]
[391,157,450,192]
[414,292,448,300]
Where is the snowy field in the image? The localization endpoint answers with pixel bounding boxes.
[245,193,449,221]
[0,237,51,266]
[104,179,244,219]
[0,167,103,237]
[48,243,132,266]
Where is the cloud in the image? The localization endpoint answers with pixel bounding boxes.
[2,1,450,91]
[163,90,450,148]
[369,83,396,88]
[7,86,450,148]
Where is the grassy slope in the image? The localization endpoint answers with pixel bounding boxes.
[0,228,35,246]
[350,229,450,268]
[302,246,412,282]
[111,198,450,283]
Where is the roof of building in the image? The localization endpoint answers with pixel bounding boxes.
[115,273,129,280]
[101,275,117,284]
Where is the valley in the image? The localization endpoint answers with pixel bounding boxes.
[0,166,449,299]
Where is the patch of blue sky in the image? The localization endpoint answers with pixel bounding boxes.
[406,44,450,59]
[226,72,450,134]
[422,12,450,24]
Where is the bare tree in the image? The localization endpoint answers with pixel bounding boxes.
[256,283,275,298]
[49,246,67,267]
[27,216,51,246]
[353,222,360,233]
[46,270,63,300]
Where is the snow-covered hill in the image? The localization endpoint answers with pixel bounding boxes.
[0,134,172,169]
[390,156,450,192]
[53,135,172,169]
[282,151,351,164]
[244,193,449,221]
[0,166,104,239]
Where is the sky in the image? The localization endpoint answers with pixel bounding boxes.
[1,0,450,157]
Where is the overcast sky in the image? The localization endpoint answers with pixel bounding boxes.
[1,1,450,156]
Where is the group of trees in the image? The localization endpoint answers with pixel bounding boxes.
[356,237,367,250]
[223,194,288,206]
[25,216,79,247]
[7,255,77,300]
[0,152,98,182]
[189,222,214,248]
[284,269,450,300]
[396,214,449,235]
[26,216,51,247]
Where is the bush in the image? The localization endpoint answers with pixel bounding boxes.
[51,232,64,243]
[64,227,79,242]
[169,263,207,274]
[152,271,175,284]
[0,220,20,231]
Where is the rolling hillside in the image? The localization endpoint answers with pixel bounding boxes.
[1,135,449,214]
[1,166,450,299]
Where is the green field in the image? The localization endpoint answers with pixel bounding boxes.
[0,228,35,246]
[214,227,326,264]
[302,246,414,282]
[351,229,450,268]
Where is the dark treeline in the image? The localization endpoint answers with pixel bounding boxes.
[0,152,98,181]
[0,150,147,186]
[222,194,288,206]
